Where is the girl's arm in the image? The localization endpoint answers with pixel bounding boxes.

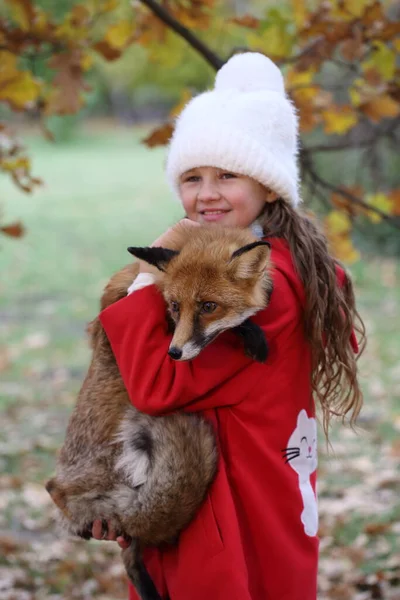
[99,282,269,416]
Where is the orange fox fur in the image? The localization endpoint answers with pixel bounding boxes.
[46,224,272,600]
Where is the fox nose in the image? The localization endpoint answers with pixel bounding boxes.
[168,346,182,360]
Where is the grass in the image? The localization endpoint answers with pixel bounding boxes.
[0,126,183,405]
[0,125,399,599]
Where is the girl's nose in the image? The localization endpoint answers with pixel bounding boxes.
[196,180,221,202]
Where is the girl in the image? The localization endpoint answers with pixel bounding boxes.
[93,53,365,600]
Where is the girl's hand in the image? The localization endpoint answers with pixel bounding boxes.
[150,218,200,249]
[92,519,131,549]
[139,218,200,274]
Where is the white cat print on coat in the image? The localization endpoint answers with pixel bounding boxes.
[283,409,318,537]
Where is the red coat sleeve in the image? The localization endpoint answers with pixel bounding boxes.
[99,284,268,415]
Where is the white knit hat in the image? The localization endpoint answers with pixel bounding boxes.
[166,52,301,207]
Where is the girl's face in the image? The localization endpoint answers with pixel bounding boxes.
[178,166,276,228]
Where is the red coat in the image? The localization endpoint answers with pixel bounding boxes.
[100,237,358,600]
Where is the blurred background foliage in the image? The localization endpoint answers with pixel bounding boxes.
[0,0,399,258]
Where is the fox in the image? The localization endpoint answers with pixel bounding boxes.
[45,224,273,600]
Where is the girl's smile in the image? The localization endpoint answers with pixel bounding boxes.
[178,166,276,229]
[200,209,232,222]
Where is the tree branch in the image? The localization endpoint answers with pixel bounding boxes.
[302,151,400,229]
[303,117,400,154]
[135,0,399,231]
[136,0,224,70]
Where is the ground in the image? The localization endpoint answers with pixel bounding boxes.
[0,127,399,599]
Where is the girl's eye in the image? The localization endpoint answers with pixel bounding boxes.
[201,302,217,313]
[221,172,236,179]
[183,175,200,183]
[171,301,179,313]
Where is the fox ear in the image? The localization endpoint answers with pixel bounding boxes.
[229,241,271,279]
[127,247,180,272]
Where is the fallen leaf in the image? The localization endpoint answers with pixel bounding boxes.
[364,522,392,535]
[0,221,25,237]
[142,122,173,148]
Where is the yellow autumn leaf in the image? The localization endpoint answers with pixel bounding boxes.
[55,21,86,42]
[286,67,318,102]
[343,0,370,17]
[246,31,264,48]
[321,105,358,135]
[394,38,400,53]
[329,0,369,21]
[349,78,364,107]
[325,215,361,264]
[5,0,34,32]
[81,52,94,72]
[147,34,183,69]
[325,210,352,236]
[55,9,89,42]
[262,24,293,59]
[361,95,400,122]
[325,210,360,263]
[332,237,361,264]
[286,67,316,88]
[101,0,119,11]
[0,50,18,78]
[291,0,308,29]
[31,7,48,35]
[0,71,40,110]
[105,21,134,50]
[362,41,396,81]
[365,193,394,223]
[330,1,354,21]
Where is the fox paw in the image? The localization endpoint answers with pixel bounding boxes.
[84,519,127,541]
[76,524,93,540]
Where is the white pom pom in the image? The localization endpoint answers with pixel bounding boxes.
[215,52,285,94]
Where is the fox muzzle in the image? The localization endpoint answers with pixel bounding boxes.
[168,346,183,360]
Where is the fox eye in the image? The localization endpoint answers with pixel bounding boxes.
[170,301,179,313]
[201,302,217,313]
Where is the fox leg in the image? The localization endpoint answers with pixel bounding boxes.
[234,319,269,363]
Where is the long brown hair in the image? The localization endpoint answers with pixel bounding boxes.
[259,199,366,435]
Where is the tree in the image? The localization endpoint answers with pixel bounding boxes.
[1,0,399,262]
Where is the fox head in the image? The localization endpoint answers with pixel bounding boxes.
[128,226,272,361]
